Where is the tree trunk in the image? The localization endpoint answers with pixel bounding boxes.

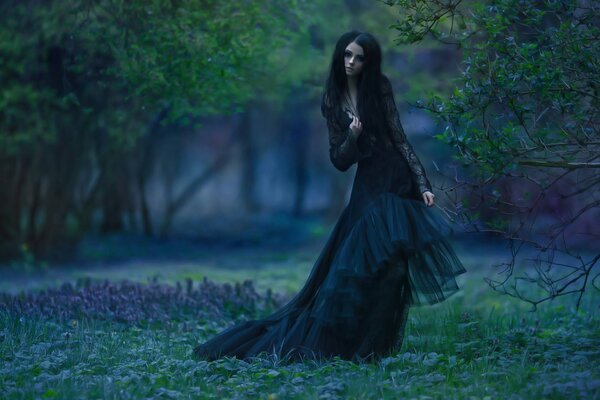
[239,108,260,213]
[158,122,238,237]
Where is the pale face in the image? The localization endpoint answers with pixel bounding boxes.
[344,41,365,77]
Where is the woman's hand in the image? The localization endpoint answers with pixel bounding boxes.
[422,191,435,207]
[349,115,363,139]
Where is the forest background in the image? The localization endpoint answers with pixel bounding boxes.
[1,0,598,307]
[1,1,599,398]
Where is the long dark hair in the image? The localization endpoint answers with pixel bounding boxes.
[321,30,389,137]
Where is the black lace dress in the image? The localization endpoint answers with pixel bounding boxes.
[192,79,467,363]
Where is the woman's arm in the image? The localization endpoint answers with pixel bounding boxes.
[382,80,433,194]
[327,115,370,172]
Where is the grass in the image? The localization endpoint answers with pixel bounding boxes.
[0,248,317,297]
[1,256,599,399]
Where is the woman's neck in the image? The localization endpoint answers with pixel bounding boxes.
[345,76,359,113]
[346,76,358,93]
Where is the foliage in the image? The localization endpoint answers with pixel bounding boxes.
[0,271,598,399]
[108,0,323,121]
[0,276,289,326]
[0,0,335,261]
[382,0,600,309]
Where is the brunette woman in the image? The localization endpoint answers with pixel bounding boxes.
[193,30,466,363]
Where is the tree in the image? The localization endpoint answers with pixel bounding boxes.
[0,0,335,260]
[382,0,600,310]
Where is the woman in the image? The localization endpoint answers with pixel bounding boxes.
[193,30,466,363]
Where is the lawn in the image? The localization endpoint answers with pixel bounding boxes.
[1,249,599,399]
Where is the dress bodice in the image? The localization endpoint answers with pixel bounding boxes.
[325,77,433,195]
[340,108,395,154]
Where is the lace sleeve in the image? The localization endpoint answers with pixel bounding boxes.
[382,81,433,194]
[327,115,371,172]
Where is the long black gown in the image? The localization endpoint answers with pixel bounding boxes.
[192,78,467,363]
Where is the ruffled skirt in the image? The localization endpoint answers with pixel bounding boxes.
[192,189,467,363]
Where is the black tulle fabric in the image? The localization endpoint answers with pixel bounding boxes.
[192,80,467,363]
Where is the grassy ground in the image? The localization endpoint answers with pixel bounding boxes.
[1,245,599,399]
